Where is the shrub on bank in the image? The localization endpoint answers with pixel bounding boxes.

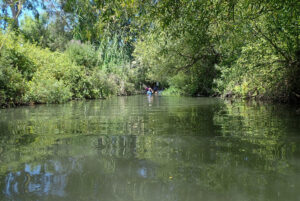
[0,32,137,107]
[161,86,182,96]
[66,41,100,69]
[24,78,72,104]
[0,33,32,106]
[213,39,291,101]
[0,64,27,106]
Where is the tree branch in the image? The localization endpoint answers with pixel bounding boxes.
[253,25,291,62]
[175,57,200,73]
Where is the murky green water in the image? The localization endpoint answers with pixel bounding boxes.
[0,95,299,201]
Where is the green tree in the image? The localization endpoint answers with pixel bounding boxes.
[0,0,44,28]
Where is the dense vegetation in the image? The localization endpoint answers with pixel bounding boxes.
[133,0,299,101]
[0,0,299,107]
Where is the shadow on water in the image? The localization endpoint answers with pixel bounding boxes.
[0,95,300,201]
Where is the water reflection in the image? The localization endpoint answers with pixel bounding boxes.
[0,96,299,201]
[147,95,153,106]
[4,162,67,199]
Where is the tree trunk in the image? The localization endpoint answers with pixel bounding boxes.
[9,0,22,28]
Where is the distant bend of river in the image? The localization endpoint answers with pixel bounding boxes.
[0,95,299,201]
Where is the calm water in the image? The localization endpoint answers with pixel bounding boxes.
[0,95,300,201]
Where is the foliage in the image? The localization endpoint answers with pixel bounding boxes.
[133,0,299,102]
[0,31,137,107]
[58,0,139,60]
[161,86,182,96]
[0,32,32,106]
[25,77,72,104]
[214,39,290,100]
[0,0,44,29]
[210,0,300,101]
[66,40,100,69]
[64,38,136,97]
[20,14,72,51]
[1,0,300,106]
[0,32,79,104]
[133,1,219,96]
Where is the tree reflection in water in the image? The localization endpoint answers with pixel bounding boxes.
[0,96,299,201]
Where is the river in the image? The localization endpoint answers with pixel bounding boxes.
[0,95,299,201]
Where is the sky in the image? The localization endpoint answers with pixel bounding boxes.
[1,0,53,27]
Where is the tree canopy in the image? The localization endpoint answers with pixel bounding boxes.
[0,0,299,106]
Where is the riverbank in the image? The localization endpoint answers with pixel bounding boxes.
[2,89,300,110]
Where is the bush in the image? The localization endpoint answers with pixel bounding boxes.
[24,77,72,104]
[0,32,83,105]
[87,69,113,99]
[121,81,136,96]
[0,33,32,106]
[0,65,27,106]
[0,31,138,107]
[213,39,290,101]
[161,86,182,96]
[66,41,100,69]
